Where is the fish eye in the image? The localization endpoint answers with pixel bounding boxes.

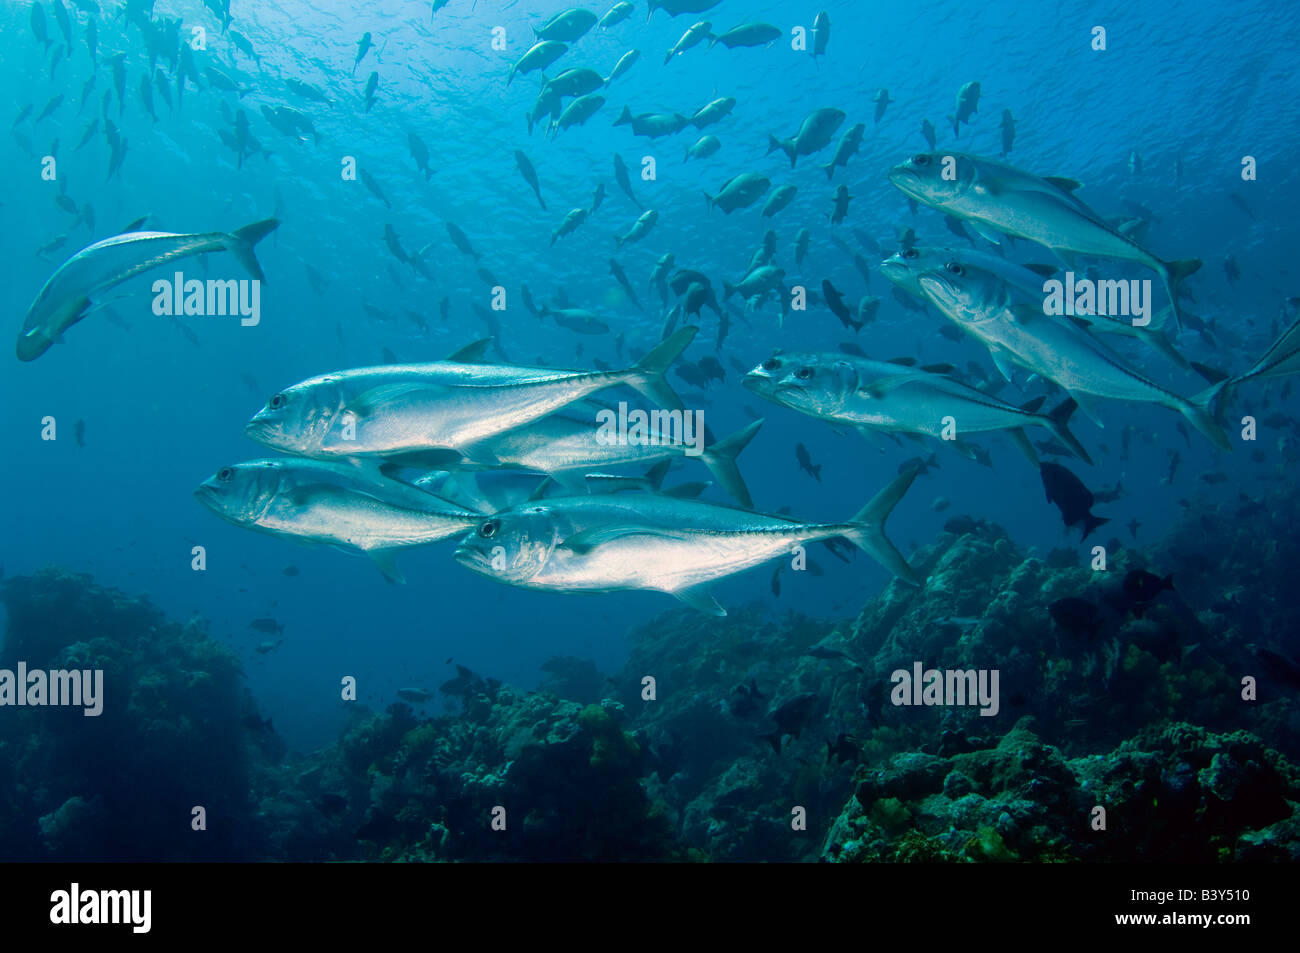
[796,367,814,380]
[913,155,930,166]
[903,248,919,259]
[269,393,287,409]
[217,467,233,482]
[944,262,965,276]
[762,357,780,371]
[478,519,499,539]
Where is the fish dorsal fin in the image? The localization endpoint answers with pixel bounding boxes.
[527,477,556,501]
[672,585,727,616]
[1043,176,1083,192]
[559,525,681,555]
[446,338,494,362]
[858,372,927,398]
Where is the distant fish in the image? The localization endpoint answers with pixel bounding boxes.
[1040,462,1108,540]
[794,443,822,481]
[17,218,279,361]
[947,80,980,137]
[514,149,546,210]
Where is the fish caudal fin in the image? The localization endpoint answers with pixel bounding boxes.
[1081,515,1110,540]
[1181,382,1232,451]
[1158,258,1201,331]
[1046,398,1094,465]
[226,218,280,281]
[624,325,697,411]
[841,466,922,586]
[701,418,764,508]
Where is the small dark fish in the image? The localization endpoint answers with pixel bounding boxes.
[826,732,861,765]
[1166,450,1182,484]
[249,617,284,635]
[74,418,85,447]
[613,153,641,209]
[770,565,781,597]
[1122,570,1174,618]
[760,692,820,754]
[1048,597,1103,639]
[282,565,300,576]
[727,679,766,719]
[1092,481,1124,504]
[795,443,822,481]
[1040,462,1108,539]
[1199,471,1229,484]
[901,452,939,476]
[1126,517,1140,539]
[316,793,347,816]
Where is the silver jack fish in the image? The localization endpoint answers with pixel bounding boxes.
[17,218,279,361]
[246,327,697,465]
[914,261,1228,449]
[451,411,764,506]
[887,152,1200,329]
[744,351,1092,464]
[453,468,923,615]
[195,458,482,583]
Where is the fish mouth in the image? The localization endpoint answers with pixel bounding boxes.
[887,165,920,192]
[244,415,278,446]
[15,328,53,362]
[453,545,488,572]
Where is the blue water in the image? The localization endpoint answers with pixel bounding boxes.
[3,0,1298,751]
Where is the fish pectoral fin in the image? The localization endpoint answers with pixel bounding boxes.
[970,222,1005,246]
[557,525,683,555]
[672,585,727,616]
[1008,303,1043,325]
[988,347,1019,382]
[1043,175,1083,193]
[350,383,439,416]
[1068,391,1107,428]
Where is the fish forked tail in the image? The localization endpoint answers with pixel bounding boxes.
[1179,380,1232,451]
[766,134,794,167]
[1157,257,1201,332]
[840,465,923,586]
[701,418,764,508]
[1045,397,1094,466]
[622,325,697,411]
[225,218,280,281]
[1080,514,1110,541]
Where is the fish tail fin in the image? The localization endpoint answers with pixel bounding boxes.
[701,418,763,507]
[841,466,922,586]
[227,218,280,281]
[1181,382,1232,451]
[614,105,631,126]
[624,325,697,411]
[1082,515,1109,540]
[1046,398,1094,465]
[823,162,834,181]
[1159,258,1201,330]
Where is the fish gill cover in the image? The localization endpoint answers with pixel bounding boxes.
[1,0,1299,870]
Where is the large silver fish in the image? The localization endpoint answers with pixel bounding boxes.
[195,458,482,583]
[245,327,697,464]
[887,152,1200,328]
[913,261,1229,449]
[453,469,923,615]
[744,351,1092,464]
[881,245,1190,370]
[451,410,763,506]
[17,218,279,361]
